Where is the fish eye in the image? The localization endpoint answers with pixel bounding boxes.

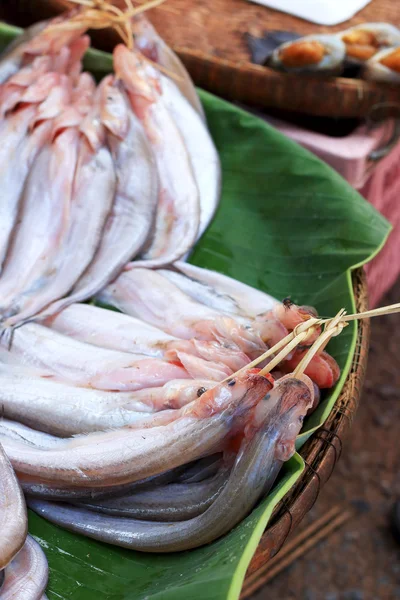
[197,387,207,397]
[227,379,236,386]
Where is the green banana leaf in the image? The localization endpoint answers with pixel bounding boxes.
[0,23,390,600]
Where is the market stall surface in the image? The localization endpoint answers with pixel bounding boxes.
[253,278,400,600]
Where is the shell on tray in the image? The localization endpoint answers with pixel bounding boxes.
[268,34,346,75]
[337,23,400,64]
[363,46,400,83]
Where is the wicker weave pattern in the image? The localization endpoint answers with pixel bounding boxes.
[241,268,369,596]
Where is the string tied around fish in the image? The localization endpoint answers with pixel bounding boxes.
[221,301,400,385]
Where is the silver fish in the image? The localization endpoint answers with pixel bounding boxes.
[0,419,63,449]
[28,377,312,552]
[169,262,278,318]
[0,369,182,437]
[0,535,48,600]
[77,465,230,522]
[39,77,159,319]
[3,370,271,488]
[98,268,267,358]
[0,124,79,321]
[45,303,249,375]
[132,14,205,121]
[114,45,200,267]
[160,74,221,240]
[1,322,189,391]
[0,443,27,569]
[4,80,116,329]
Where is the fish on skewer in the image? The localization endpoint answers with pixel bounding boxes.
[46,303,250,372]
[0,322,190,391]
[98,269,267,359]
[2,369,272,488]
[0,535,48,600]
[0,443,27,570]
[28,376,312,552]
[114,44,200,267]
[38,76,159,318]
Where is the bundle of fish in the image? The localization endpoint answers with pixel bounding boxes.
[250,22,400,83]
[0,5,221,343]
[0,5,342,597]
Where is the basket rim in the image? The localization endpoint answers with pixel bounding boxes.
[241,267,369,596]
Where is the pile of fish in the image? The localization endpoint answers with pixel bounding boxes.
[0,8,341,597]
[251,22,400,83]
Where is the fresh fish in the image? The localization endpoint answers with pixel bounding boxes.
[103,378,215,411]
[0,369,187,437]
[0,106,52,271]
[177,454,222,483]
[1,322,190,391]
[3,369,272,487]
[46,303,249,373]
[28,376,312,551]
[0,535,48,600]
[45,303,177,357]
[114,45,200,267]
[3,80,116,329]
[0,121,79,322]
[0,419,63,450]
[77,465,230,522]
[22,461,194,502]
[98,269,267,358]
[159,74,221,239]
[0,443,27,569]
[164,262,278,318]
[132,14,205,121]
[39,77,159,318]
[0,56,53,116]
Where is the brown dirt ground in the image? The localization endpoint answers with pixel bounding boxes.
[252,277,400,600]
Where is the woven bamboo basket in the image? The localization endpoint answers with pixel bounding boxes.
[241,268,369,596]
[0,4,371,593]
[4,0,400,118]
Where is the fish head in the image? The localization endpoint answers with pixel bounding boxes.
[113,44,160,110]
[188,368,274,420]
[272,375,313,461]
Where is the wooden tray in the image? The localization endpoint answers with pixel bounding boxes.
[4,0,400,118]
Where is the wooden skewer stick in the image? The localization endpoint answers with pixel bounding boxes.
[219,317,322,383]
[292,310,348,379]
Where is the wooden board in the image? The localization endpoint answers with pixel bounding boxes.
[3,0,400,118]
